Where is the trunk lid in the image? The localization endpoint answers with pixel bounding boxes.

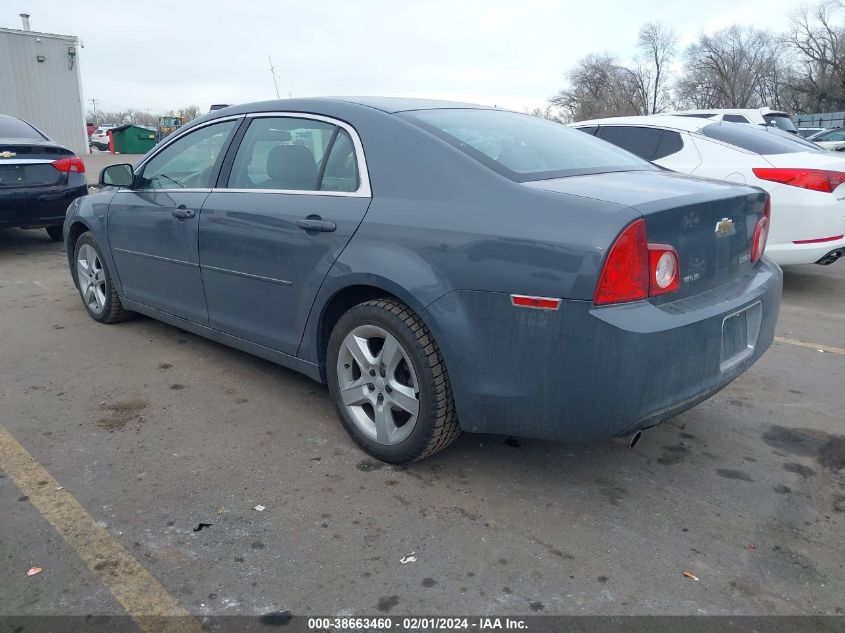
[0,142,72,189]
[524,170,768,301]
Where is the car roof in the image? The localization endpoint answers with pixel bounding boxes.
[665,107,787,116]
[572,114,710,133]
[322,96,494,113]
[210,96,494,118]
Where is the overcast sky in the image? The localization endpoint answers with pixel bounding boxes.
[6,0,800,115]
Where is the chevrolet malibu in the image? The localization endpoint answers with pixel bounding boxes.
[64,98,781,463]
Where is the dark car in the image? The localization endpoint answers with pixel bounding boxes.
[0,114,88,240]
[63,98,781,463]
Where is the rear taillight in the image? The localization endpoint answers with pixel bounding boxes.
[751,197,771,263]
[594,219,649,305]
[647,244,680,296]
[752,167,845,193]
[51,156,85,173]
[595,219,683,305]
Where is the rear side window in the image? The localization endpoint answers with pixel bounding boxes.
[700,123,821,155]
[723,114,750,123]
[653,130,684,159]
[228,117,335,190]
[228,116,360,192]
[402,109,655,182]
[0,117,45,140]
[598,126,683,161]
[320,129,359,192]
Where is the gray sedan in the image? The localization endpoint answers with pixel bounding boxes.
[64,98,781,463]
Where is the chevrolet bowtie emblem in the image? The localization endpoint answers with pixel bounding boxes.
[715,217,736,237]
[0,151,16,158]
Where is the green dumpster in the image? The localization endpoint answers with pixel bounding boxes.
[111,124,157,154]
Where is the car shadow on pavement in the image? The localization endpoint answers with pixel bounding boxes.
[0,227,64,256]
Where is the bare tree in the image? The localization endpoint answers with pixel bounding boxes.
[788,1,845,111]
[85,108,157,127]
[619,59,651,116]
[178,105,202,121]
[551,54,642,121]
[638,22,677,113]
[676,26,783,109]
[548,7,845,118]
[525,105,563,122]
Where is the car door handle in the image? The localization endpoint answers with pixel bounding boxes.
[297,218,336,232]
[172,206,196,220]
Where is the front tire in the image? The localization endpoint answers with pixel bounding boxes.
[45,225,63,241]
[73,233,132,323]
[327,298,460,464]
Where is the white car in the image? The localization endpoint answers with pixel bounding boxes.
[798,127,826,139]
[667,107,798,135]
[89,124,116,151]
[571,115,845,266]
[807,127,845,151]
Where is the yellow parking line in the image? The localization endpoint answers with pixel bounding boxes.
[0,426,203,633]
[774,336,845,356]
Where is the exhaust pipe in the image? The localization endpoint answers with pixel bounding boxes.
[611,430,642,448]
[815,248,842,265]
[20,13,31,31]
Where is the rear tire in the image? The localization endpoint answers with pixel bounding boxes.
[45,225,63,241]
[73,233,132,324]
[327,298,460,464]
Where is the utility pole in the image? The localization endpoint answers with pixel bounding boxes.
[268,56,280,99]
[89,98,98,124]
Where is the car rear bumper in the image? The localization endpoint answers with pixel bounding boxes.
[0,182,87,229]
[424,258,782,444]
[766,237,845,266]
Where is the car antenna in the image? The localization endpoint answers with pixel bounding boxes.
[268,56,281,99]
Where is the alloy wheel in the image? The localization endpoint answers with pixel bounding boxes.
[336,325,420,445]
[76,243,107,315]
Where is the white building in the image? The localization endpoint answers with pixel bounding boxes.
[0,14,87,155]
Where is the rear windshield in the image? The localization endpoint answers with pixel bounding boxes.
[401,109,656,181]
[0,117,44,140]
[700,122,821,155]
[763,113,798,133]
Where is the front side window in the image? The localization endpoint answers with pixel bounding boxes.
[402,109,655,182]
[596,126,683,161]
[228,117,346,191]
[599,126,664,160]
[139,120,236,189]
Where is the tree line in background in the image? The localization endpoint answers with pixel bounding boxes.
[543,1,845,122]
[87,104,202,127]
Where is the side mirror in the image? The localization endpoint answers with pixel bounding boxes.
[99,163,134,187]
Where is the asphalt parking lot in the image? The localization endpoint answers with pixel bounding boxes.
[1,227,843,622]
